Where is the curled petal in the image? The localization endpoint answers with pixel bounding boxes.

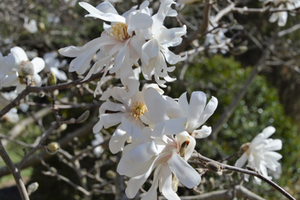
[168,151,201,188]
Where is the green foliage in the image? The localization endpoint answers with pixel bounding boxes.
[175,54,300,198]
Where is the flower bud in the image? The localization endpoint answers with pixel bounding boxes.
[39,90,45,97]
[27,182,39,195]
[46,142,60,155]
[47,71,57,86]
[206,162,221,173]
[106,170,116,179]
[76,110,90,123]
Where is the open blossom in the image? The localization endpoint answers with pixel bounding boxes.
[43,52,67,81]
[93,84,163,154]
[140,0,187,87]
[117,125,200,200]
[235,126,282,184]
[265,0,300,26]
[59,0,153,96]
[141,88,218,138]
[9,47,45,93]
[23,17,38,33]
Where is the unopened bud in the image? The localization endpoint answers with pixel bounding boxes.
[106,170,116,179]
[47,71,57,86]
[230,46,248,55]
[46,142,60,155]
[76,110,90,123]
[206,162,221,173]
[27,182,39,195]
[39,90,45,97]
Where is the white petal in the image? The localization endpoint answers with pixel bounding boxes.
[10,46,28,66]
[79,2,125,22]
[109,127,129,154]
[152,118,187,137]
[168,151,201,188]
[235,153,248,168]
[144,87,168,123]
[187,91,207,130]
[161,165,181,200]
[194,125,211,139]
[31,57,45,73]
[197,96,218,126]
[261,126,276,139]
[127,12,153,33]
[264,139,282,151]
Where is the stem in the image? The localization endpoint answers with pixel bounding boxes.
[0,140,30,200]
[192,152,295,200]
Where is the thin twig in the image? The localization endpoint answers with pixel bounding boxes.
[192,152,295,200]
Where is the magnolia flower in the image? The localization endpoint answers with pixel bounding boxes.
[23,17,38,33]
[140,0,187,87]
[91,133,104,158]
[266,0,300,26]
[235,126,282,184]
[59,0,153,96]
[43,52,67,81]
[9,47,45,93]
[141,88,218,138]
[205,18,229,54]
[0,53,18,89]
[93,84,163,154]
[117,126,200,200]
[1,108,19,123]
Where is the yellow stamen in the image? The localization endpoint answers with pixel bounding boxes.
[130,101,147,119]
[109,22,130,41]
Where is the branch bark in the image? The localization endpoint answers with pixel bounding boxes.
[0,140,29,200]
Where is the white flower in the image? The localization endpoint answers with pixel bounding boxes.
[9,47,45,93]
[91,133,104,158]
[117,129,200,200]
[43,52,67,81]
[266,0,300,26]
[205,19,229,54]
[23,17,38,33]
[235,126,282,184]
[0,53,18,89]
[1,108,19,123]
[141,88,218,138]
[140,0,187,87]
[59,0,153,96]
[93,84,163,154]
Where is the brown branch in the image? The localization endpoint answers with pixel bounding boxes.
[0,73,103,119]
[159,185,265,200]
[0,140,29,200]
[192,152,295,200]
[174,0,212,54]
[0,120,97,177]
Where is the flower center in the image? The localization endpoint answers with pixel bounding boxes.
[130,101,147,119]
[109,22,130,41]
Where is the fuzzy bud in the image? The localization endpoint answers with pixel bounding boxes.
[46,142,60,155]
[47,71,57,86]
[27,182,39,195]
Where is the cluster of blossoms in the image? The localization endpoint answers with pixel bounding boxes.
[0,0,286,199]
[0,47,68,122]
[263,0,300,26]
[59,0,187,96]
[58,1,284,199]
